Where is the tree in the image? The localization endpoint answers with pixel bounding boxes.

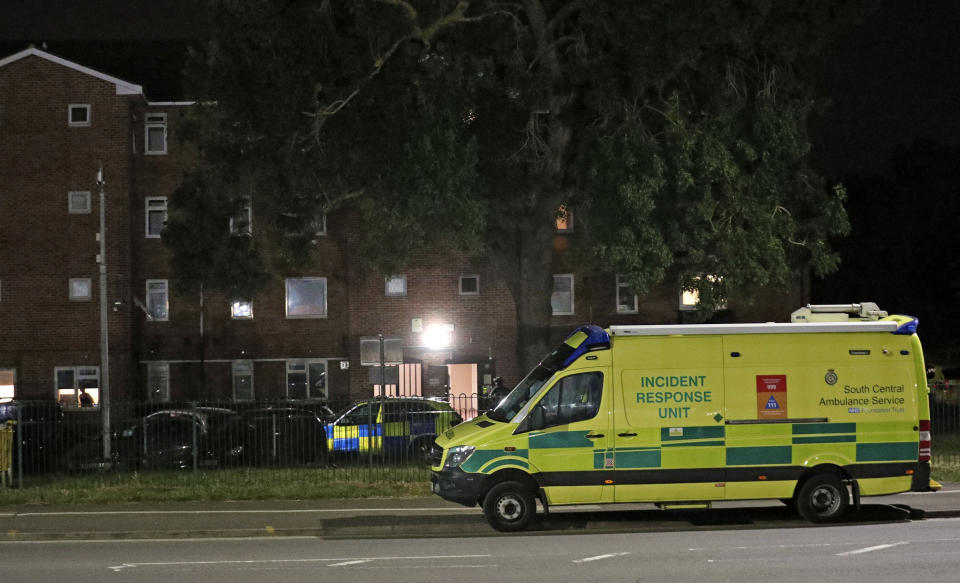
[165,0,865,371]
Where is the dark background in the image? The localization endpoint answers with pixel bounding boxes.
[2,0,958,361]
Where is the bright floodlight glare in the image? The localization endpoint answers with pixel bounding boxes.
[423,324,451,350]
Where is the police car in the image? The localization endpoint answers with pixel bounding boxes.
[327,397,461,461]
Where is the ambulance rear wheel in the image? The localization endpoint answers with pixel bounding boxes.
[796,474,848,523]
[483,481,535,532]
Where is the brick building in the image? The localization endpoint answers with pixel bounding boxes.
[0,48,808,416]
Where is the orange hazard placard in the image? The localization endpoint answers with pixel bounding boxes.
[756,374,787,419]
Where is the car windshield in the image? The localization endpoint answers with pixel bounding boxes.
[487,365,555,422]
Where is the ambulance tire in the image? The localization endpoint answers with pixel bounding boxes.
[796,474,849,523]
[483,481,535,532]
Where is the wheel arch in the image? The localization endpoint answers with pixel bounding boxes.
[479,468,540,505]
[792,463,853,498]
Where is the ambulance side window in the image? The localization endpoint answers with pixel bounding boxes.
[537,372,603,428]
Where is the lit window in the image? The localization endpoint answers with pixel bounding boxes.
[145,197,167,238]
[68,191,91,214]
[679,275,726,310]
[69,278,92,301]
[286,360,327,400]
[459,274,480,296]
[285,277,327,318]
[145,113,167,155]
[551,274,575,315]
[146,279,169,321]
[556,205,573,233]
[385,275,407,297]
[55,366,99,408]
[616,275,638,313]
[232,361,254,400]
[147,362,170,402]
[68,104,90,127]
[231,300,253,319]
[0,369,15,401]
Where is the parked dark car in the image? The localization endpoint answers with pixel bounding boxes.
[0,400,63,473]
[220,406,333,467]
[62,407,236,471]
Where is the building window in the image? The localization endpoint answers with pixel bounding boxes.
[556,205,573,233]
[231,300,253,319]
[616,275,638,313]
[551,273,575,315]
[232,361,254,400]
[55,366,99,408]
[313,213,327,236]
[68,104,90,127]
[385,275,407,297]
[144,113,167,155]
[145,197,167,238]
[679,275,726,311]
[285,277,327,318]
[147,362,170,402]
[459,274,480,296]
[286,360,327,400]
[0,369,15,401]
[68,191,91,214]
[230,200,252,236]
[146,279,169,321]
[69,278,92,301]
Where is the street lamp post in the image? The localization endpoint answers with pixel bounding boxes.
[96,167,111,464]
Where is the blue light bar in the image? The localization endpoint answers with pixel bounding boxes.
[560,324,610,368]
[893,317,918,335]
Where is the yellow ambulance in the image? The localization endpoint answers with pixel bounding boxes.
[430,303,931,531]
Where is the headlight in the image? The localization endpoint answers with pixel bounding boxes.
[443,445,475,469]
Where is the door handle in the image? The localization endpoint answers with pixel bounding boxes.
[585,433,605,439]
[618,432,637,437]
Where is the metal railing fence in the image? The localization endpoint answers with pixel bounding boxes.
[4,392,960,488]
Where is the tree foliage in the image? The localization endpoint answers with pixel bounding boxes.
[165,0,867,368]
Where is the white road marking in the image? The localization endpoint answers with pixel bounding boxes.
[108,554,491,572]
[329,560,372,567]
[836,542,909,556]
[573,552,630,563]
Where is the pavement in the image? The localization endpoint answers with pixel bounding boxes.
[2,484,959,541]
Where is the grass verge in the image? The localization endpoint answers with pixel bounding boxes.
[0,466,432,505]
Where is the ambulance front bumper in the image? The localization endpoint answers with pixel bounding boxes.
[431,468,483,507]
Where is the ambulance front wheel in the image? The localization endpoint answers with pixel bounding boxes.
[483,481,535,532]
[796,473,849,523]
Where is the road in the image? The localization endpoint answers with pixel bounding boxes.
[3,517,959,583]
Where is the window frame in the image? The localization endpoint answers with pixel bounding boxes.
[551,273,575,316]
[230,300,254,320]
[68,190,92,214]
[285,359,328,400]
[0,368,16,400]
[146,279,170,321]
[147,362,170,402]
[69,277,92,301]
[616,274,638,314]
[144,113,168,155]
[285,277,328,319]
[145,197,168,238]
[54,365,100,408]
[232,360,254,401]
[385,275,407,298]
[459,274,480,296]
[68,104,91,127]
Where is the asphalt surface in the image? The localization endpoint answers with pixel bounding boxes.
[2,484,958,540]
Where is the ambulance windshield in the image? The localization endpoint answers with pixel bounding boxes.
[487,340,577,422]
